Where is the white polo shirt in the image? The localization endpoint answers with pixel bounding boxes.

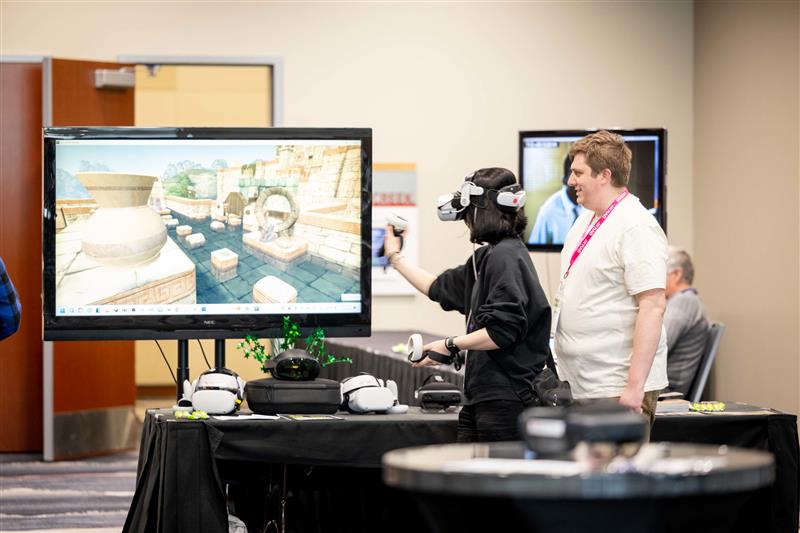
[554,194,669,399]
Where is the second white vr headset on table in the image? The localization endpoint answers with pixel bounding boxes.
[340,373,408,414]
[436,172,526,222]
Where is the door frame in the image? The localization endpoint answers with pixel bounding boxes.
[117,55,284,126]
[11,54,282,459]
[0,55,47,455]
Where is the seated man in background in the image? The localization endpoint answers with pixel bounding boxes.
[664,247,709,396]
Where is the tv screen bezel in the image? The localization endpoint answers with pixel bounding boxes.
[43,126,372,341]
[519,127,667,252]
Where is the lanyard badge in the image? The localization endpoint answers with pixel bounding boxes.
[550,188,629,341]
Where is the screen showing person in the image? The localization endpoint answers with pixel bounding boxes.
[520,129,666,250]
[51,136,363,318]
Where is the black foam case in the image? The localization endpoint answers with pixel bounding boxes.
[245,377,341,415]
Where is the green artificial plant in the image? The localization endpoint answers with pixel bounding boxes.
[236,316,352,372]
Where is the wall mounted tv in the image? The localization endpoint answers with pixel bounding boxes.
[43,127,372,341]
[519,128,666,252]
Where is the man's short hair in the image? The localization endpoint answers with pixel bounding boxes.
[569,130,632,187]
[667,246,695,284]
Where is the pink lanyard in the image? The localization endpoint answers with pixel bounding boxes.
[564,188,629,278]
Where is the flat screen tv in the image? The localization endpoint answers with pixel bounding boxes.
[519,128,666,251]
[43,127,372,341]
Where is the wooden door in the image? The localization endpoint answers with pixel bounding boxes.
[0,60,44,451]
[45,58,137,460]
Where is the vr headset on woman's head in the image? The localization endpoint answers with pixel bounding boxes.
[436,172,526,221]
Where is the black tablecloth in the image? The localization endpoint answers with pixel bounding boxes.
[124,408,458,533]
[652,409,799,533]
[124,406,798,533]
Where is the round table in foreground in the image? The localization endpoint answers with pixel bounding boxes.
[383,442,773,533]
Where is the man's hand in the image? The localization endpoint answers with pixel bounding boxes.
[412,338,447,368]
[619,385,644,414]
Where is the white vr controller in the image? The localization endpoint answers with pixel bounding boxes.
[379,213,409,264]
[407,333,461,368]
[386,213,408,233]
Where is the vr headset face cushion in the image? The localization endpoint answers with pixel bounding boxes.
[270,349,321,381]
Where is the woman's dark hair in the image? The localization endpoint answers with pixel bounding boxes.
[464,167,528,244]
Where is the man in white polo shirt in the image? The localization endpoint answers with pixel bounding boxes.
[553,130,668,436]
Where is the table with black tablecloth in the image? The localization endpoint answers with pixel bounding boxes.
[123,332,798,533]
[652,406,799,533]
[123,408,458,533]
[123,404,798,533]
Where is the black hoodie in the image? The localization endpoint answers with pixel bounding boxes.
[428,237,551,405]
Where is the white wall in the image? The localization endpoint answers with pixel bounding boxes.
[1,2,693,355]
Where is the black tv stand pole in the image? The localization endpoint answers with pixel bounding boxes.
[176,339,189,403]
[214,338,226,369]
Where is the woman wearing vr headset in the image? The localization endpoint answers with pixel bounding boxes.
[383,167,551,442]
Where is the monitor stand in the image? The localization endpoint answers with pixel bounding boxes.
[174,338,227,403]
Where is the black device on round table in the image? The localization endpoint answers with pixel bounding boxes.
[519,403,646,456]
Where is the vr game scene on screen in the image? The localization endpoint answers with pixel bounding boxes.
[54,140,362,316]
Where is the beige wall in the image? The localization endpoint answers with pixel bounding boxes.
[1,4,695,378]
[694,1,800,415]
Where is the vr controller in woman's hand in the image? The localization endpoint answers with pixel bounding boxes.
[379,213,408,261]
[406,334,464,371]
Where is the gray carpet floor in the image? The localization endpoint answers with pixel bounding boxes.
[0,451,137,532]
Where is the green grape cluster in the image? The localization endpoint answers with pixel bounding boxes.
[175,410,210,420]
[690,401,726,412]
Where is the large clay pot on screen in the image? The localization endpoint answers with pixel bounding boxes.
[76,172,167,267]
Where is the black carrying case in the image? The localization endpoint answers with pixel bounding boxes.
[245,377,341,415]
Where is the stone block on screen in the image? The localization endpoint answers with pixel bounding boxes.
[243,232,308,262]
[176,225,192,237]
[211,248,238,271]
[186,233,206,249]
[228,216,242,227]
[164,218,179,228]
[210,221,225,232]
[253,275,297,304]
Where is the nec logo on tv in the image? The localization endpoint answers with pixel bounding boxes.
[203,320,216,325]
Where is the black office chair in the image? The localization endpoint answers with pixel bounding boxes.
[686,321,726,403]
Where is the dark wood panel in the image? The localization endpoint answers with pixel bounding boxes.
[50,58,137,414]
[51,59,134,126]
[53,341,135,413]
[0,62,44,451]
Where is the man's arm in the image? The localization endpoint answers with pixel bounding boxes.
[663,296,691,351]
[619,288,666,413]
